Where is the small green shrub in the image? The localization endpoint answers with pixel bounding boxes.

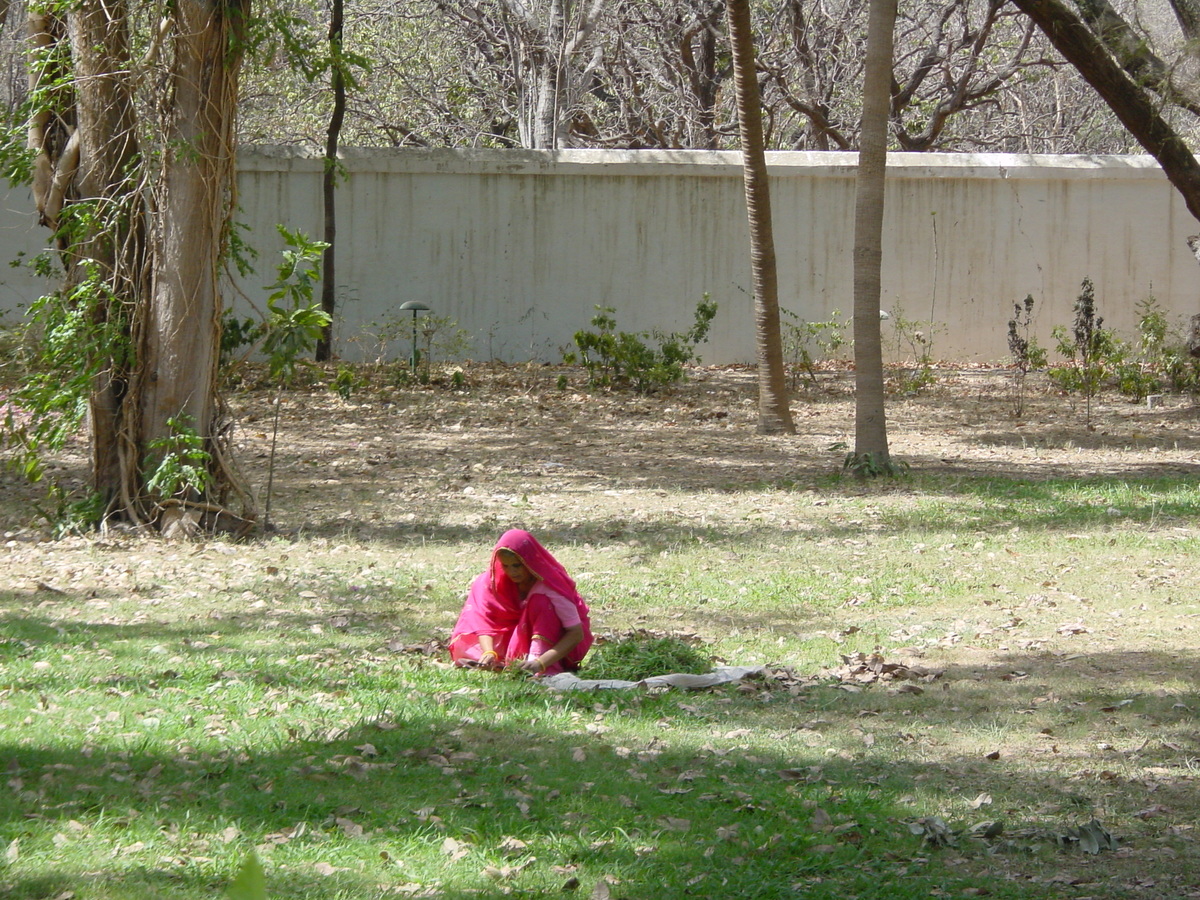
[30,481,105,538]
[220,311,265,368]
[0,310,29,380]
[842,451,909,480]
[886,304,942,394]
[329,364,366,399]
[584,635,714,681]
[1007,294,1047,418]
[372,311,473,376]
[1049,278,1113,427]
[2,263,122,485]
[781,308,848,389]
[144,414,213,502]
[565,297,717,394]
[1046,290,1200,405]
[1120,295,1185,400]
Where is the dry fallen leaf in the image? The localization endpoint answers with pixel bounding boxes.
[441,837,471,860]
[498,836,529,856]
[810,808,833,831]
[1134,805,1170,819]
[335,817,364,838]
[658,816,691,832]
[968,793,993,809]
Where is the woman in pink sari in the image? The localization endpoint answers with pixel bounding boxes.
[450,529,593,675]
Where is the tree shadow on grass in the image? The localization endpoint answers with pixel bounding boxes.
[5,645,1200,898]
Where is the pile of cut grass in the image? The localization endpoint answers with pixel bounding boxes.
[584,633,714,681]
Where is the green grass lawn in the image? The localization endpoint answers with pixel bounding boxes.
[4,473,1200,898]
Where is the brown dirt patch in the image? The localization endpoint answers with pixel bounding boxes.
[3,365,1199,541]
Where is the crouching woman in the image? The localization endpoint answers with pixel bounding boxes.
[449,529,593,675]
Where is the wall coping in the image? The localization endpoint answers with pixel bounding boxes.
[235,145,1168,181]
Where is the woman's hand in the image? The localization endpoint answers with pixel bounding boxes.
[519,625,584,675]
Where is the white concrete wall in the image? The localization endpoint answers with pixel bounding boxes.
[0,185,60,322]
[5,148,1198,365]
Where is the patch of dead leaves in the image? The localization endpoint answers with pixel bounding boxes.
[828,652,944,687]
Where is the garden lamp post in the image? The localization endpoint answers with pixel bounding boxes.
[398,300,431,372]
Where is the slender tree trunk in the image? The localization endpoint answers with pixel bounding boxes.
[726,0,795,435]
[24,0,252,530]
[27,12,74,232]
[1011,0,1200,225]
[139,0,246,472]
[681,2,725,150]
[66,0,145,504]
[531,0,568,148]
[852,0,897,468]
[317,0,347,362]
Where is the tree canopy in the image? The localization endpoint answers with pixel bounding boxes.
[187,0,1148,154]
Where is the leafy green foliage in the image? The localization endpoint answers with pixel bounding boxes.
[565,298,717,393]
[239,0,372,147]
[258,227,330,530]
[781,308,848,389]
[144,415,213,501]
[329,364,365,399]
[1043,289,1200,413]
[225,219,260,279]
[246,3,370,89]
[886,305,941,394]
[261,226,332,385]
[0,310,29,379]
[27,481,105,539]
[220,311,266,368]
[0,258,134,532]
[1,262,124,483]
[1049,278,1110,426]
[584,635,714,681]
[227,850,267,900]
[843,451,909,479]
[0,107,35,188]
[1117,295,1200,399]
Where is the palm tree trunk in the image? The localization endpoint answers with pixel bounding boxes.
[852,0,897,469]
[726,0,795,435]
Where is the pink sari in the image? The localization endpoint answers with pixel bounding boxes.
[449,530,593,673]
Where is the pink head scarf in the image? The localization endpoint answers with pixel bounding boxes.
[488,529,584,606]
[450,529,592,667]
